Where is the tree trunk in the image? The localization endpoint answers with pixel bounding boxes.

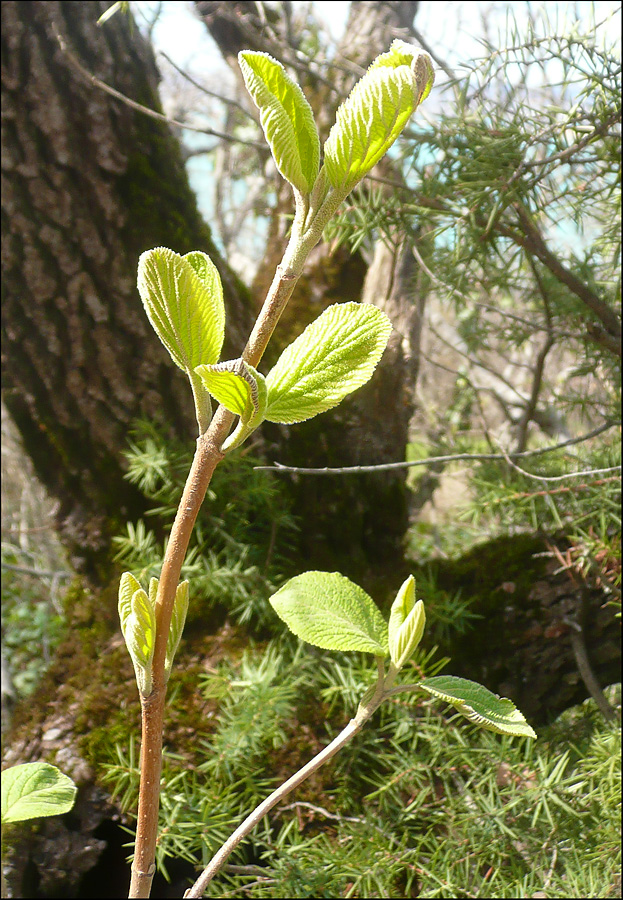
[194,0,426,577]
[1,0,254,580]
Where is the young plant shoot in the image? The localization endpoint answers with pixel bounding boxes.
[117,42,535,899]
[184,573,535,897]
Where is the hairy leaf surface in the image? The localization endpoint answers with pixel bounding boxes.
[388,576,426,669]
[195,359,266,425]
[165,580,189,678]
[270,571,389,655]
[265,303,392,423]
[118,573,156,696]
[137,247,225,373]
[239,51,320,194]
[418,676,537,738]
[324,42,434,194]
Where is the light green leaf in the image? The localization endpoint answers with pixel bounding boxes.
[195,359,267,425]
[369,40,435,105]
[118,572,143,630]
[1,763,77,824]
[239,51,320,195]
[269,571,389,655]
[118,574,156,697]
[97,1,128,25]
[265,302,392,424]
[388,576,425,669]
[165,580,189,679]
[125,588,156,671]
[368,39,423,71]
[418,676,537,739]
[137,247,225,373]
[324,42,434,194]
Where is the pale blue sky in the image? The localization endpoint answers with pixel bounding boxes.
[132,1,620,72]
[128,1,620,266]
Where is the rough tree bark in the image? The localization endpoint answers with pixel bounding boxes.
[1,0,253,579]
[194,0,427,576]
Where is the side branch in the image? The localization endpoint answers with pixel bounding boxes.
[183,718,362,898]
[254,422,619,474]
[507,204,621,355]
[184,660,391,897]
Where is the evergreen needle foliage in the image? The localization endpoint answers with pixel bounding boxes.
[103,642,620,897]
[114,419,298,627]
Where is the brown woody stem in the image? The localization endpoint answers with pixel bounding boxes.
[128,212,313,898]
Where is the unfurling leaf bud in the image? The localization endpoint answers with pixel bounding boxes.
[323,41,434,196]
[118,572,156,697]
[164,580,189,681]
[387,575,425,670]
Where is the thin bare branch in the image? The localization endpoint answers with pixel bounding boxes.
[367,172,622,361]
[254,422,618,475]
[515,258,555,452]
[158,50,256,120]
[471,301,577,340]
[563,617,616,721]
[481,476,621,507]
[0,562,72,579]
[53,25,265,149]
[519,107,621,172]
[183,718,363,897]
[278,800,390,838]
[506,203,621,353]
[428,322,529,401]
[500,459,620,484]
[410,25,455,81]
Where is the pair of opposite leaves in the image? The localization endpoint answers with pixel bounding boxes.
[138,246,392,445]
[269,570,537,739]
[237,41,434,198]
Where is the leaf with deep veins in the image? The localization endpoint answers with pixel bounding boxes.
[324,41,434,194]
[265,303,392,424]
[239,51,320,195]
[137,247,225,373]
[418,676,537,738]
[270,571,389,655]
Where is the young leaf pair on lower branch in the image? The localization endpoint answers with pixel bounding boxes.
[270,571,537,738]
[181,573,536,898]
